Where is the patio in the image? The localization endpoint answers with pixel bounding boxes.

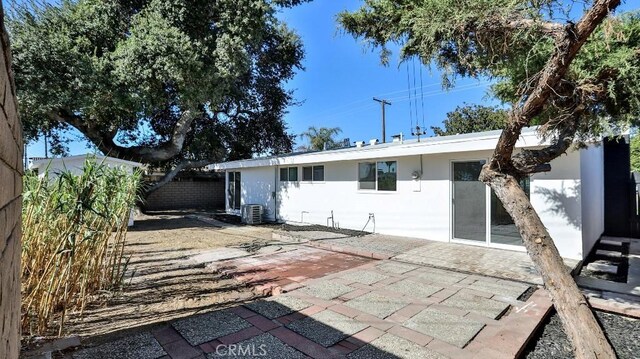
[71,260,551,359]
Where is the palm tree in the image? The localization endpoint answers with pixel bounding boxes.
[300,126,342,151]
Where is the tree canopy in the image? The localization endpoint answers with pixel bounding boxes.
[431,104,507,136]
[340,1,640,144]
[339,1,638,356]
[9,0,308,170]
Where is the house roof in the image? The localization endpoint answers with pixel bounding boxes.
[29,154,143,170]
[210,127,551,170]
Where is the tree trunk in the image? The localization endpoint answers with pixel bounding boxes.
[143,158,215,196]
[480,168,616,359]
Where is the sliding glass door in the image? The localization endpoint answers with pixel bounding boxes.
[452,161,487,242]
[452,161,526,248]
[490,178,529,246]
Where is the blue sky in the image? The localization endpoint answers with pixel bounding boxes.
[24,0,637,158]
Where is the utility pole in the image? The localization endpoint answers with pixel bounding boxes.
[373,97,391,143]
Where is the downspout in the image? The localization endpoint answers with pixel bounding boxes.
[274,167,278,222]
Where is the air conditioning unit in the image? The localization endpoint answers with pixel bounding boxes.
[241,204,263,224]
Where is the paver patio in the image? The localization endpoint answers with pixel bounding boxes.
[70,259,552,359]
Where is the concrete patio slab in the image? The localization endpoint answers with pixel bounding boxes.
[466,279,530,300]
[339,270,389,285]
[72,332,166,359]
[66,244,556,359]
[403,307,485,348]
[172,310,251,346]
[393,241,579,284]
[414,267,467,285]
[347,333,447,359]
[386,279,443,298]
[245,296,312,319]
[375,262,419,274]
[207,333,305,359]
[297,281,355,300]
[440,291,510,319]
[345,292,411,319]
[286,310,368,347]
[189,247,250,264]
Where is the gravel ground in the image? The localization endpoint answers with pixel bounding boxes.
[213,213,369,237]
[523,310,640,359]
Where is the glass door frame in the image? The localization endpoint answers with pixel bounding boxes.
[449,159,526,252]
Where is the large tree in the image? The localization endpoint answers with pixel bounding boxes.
[340,1,639,357]
[9,0,307,192]
[431,103,507,136]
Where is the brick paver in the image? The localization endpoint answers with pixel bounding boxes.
[67,254,552,359]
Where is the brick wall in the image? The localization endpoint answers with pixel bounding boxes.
[143,180,225,211]
[0,8,22,359]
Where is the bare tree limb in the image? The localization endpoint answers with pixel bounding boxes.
[143,158,217,196]
[51,109,198,163]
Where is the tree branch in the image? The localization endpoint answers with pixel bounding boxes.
[52,109,198,163]
[487,0,621,174]
[143,158,217,196]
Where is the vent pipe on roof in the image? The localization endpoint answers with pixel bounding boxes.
[355,141,365,148]
[391,133,403,143]
[369,139,379,146]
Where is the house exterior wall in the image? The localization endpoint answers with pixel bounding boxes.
[226,167,278,220]
[226,147,589,259]
[0,17,22,359]
[530,151,585,259]
[580,145,605,258]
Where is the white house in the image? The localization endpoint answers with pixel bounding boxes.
[29,154,143,226]
[210,128,606,260]
[29,154,142,178]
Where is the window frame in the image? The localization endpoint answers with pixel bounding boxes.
[280,166,299,183]
[357,160,398,192]
[301,165,325,183]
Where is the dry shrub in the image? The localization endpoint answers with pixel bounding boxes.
[21,158,141,336]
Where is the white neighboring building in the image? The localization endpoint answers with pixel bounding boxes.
[210,128,605,260]
[29,154,142,178]
[29,154,143,226]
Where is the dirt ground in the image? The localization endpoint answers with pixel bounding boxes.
[63,212,275,343]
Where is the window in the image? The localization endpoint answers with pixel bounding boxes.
[289,167,298,181]
[280,167,298,182]
[302,166,312,181]
[302,165,325,182]
[358,161,397,191]
[313,166,324,181]
[228,171,241,210]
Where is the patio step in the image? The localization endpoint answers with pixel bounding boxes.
[595,249,622,258]
[585,261,618,274]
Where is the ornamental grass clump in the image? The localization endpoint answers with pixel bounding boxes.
[21,158,141,336]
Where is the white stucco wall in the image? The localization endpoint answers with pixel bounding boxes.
[226,147,590,260]
[30,155,140,178]
[530,151,585,259]
[579,145,605,258]
[226,167,278,221]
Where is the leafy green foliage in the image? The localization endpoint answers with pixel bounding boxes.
[431,104,507,136]
[631,134,640,172]
[9,0,307,163]
[299,126,342,151]
[339,1,640,138]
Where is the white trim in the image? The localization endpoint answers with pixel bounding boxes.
[210,128,549,170]
[30,153,142,169]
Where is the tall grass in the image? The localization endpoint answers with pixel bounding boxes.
[21,158,141,336]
